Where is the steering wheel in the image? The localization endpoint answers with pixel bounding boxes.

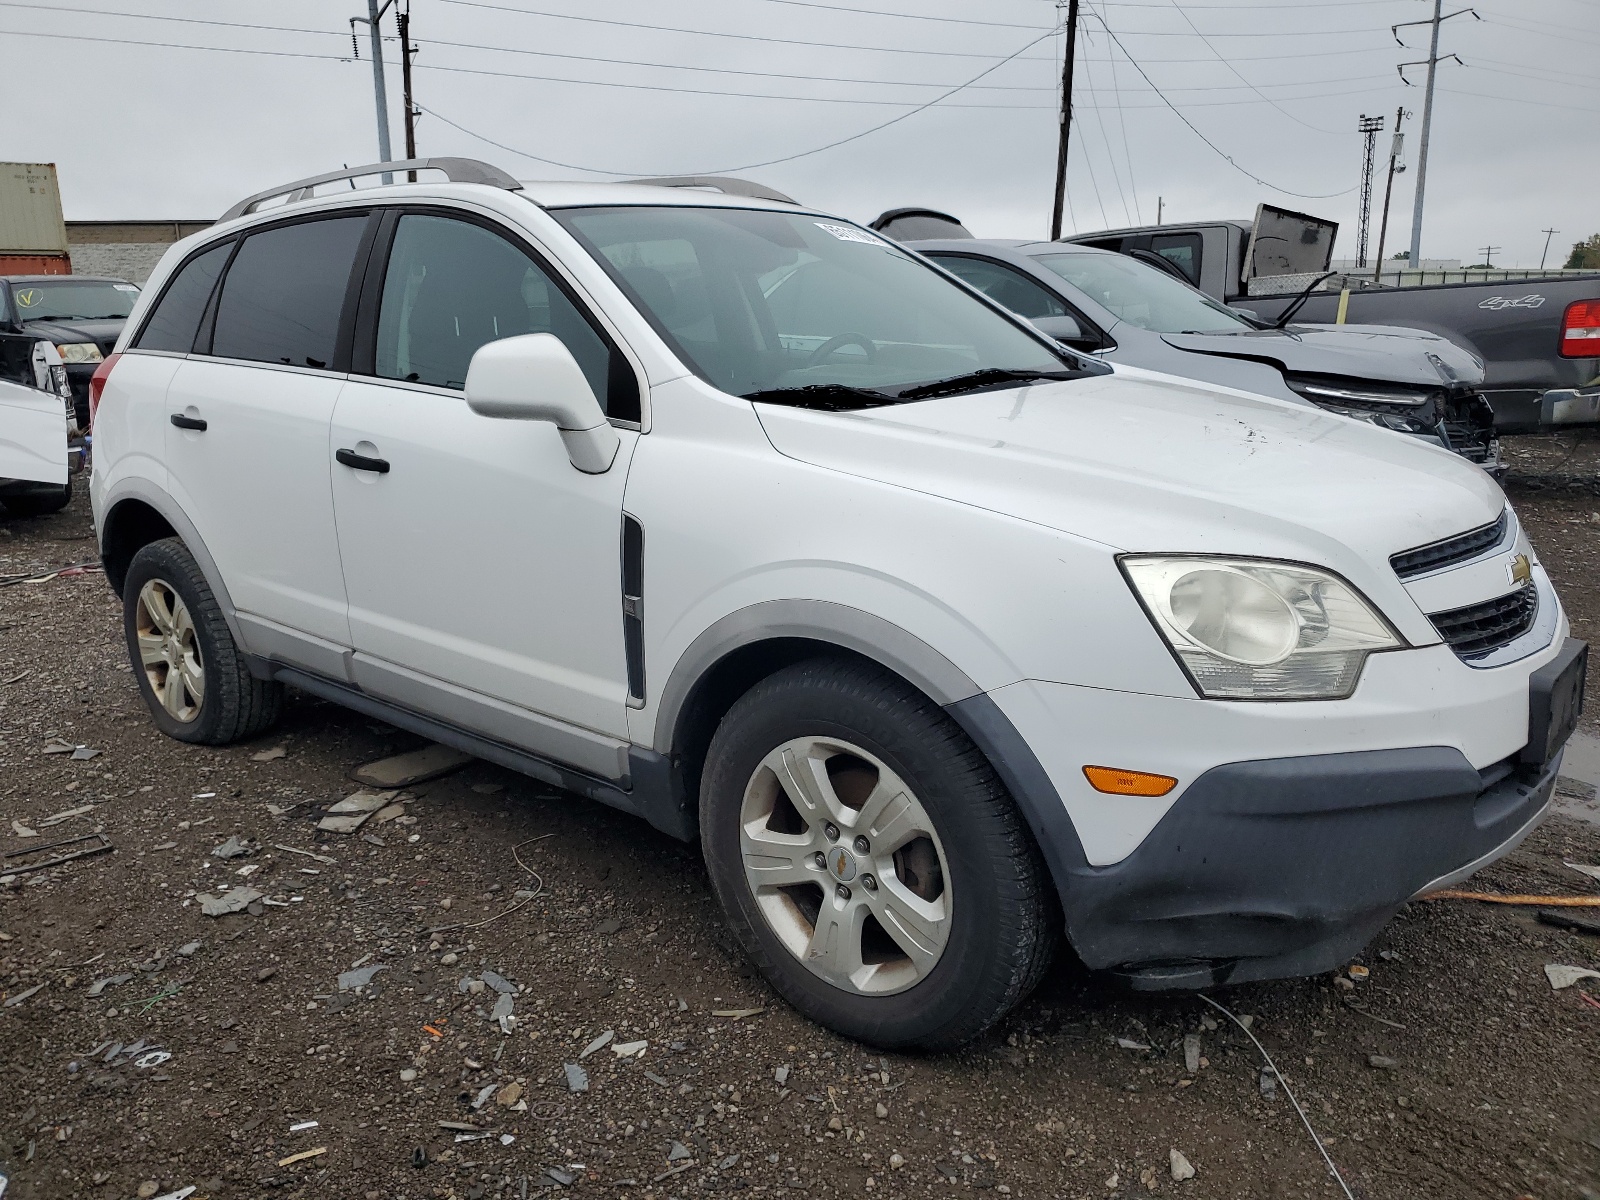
[807,332,877,365]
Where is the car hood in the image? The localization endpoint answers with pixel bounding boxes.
[1159,323,1485,388]
[20,318,126,354]
[754,366,1503,579]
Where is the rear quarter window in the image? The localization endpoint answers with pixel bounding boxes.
[135,242,232,353]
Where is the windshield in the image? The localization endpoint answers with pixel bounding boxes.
[1032,251,1251,334]
[9,280,139,322]
[556,206,1072,401]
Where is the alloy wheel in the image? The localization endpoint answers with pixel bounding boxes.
[739,736,952,995]
[134,579,205,723]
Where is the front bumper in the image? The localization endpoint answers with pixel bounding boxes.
[949,633,1583,990]
[1061,744,1560,989]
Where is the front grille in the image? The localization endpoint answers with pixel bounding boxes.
[1428,583,1537,660]
[1391,510,1509,580]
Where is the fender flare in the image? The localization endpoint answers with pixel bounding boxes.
[98,477,252,664]
[651,598,984,754]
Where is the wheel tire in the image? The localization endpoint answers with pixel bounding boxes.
[1,479,72,517]
[701,657,1058,1051]
[122,537,283,745]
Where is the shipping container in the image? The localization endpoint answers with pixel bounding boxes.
[0,254,70,275]
[0,163,69,256]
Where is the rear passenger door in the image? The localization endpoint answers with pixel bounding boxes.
[329,209,641,771]
[161,212,376,670]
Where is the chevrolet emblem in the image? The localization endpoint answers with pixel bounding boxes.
[1507,553,1532,585]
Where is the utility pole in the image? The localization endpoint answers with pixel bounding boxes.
[1356,114,1384,269]
[1048,0,1081,242]
[1156,196,1163,226]
[1372,106,1409,282]
[351,0,396,181]
[1477,245,1500,268]
[1394,1,1478,265]
[1539,228,1559,271]
[398,0,418,182]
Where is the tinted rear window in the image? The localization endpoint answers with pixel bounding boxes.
[136,242,231,353]
[211,217,367,369]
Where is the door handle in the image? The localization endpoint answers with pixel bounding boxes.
[170,413,207,431]
[336,447,391,474]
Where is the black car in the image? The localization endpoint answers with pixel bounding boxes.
[0,275,140,428]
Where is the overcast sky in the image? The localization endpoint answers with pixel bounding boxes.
[3,0,1595,267]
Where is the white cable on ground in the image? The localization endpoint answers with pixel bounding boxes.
[1198,993,1356,1200]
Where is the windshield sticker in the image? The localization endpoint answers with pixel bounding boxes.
[814,222,884,246]
[14,289,40,308]
[113,283,139,293]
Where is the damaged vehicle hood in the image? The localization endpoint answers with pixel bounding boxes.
[754,367,1503,584]
[1159,323,1485,389]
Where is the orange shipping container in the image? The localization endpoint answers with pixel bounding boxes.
[0,254,70,276]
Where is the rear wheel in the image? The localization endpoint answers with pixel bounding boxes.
[122,538,282,744]
[701,658,1057,1050]
[0,480,72,517]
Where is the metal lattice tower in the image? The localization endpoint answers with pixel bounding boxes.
[1356,114,1385,269]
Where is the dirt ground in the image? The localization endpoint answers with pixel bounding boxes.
[0,440,1597,1200]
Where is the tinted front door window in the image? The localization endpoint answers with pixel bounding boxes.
[928,255,1068,320]
[211,217,367,369]
[374,214,634,418]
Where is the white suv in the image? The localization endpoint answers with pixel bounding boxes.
[90,159,1585,1049]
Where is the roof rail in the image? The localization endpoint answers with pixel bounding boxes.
[220,157,522,222]
[625,176,797,205]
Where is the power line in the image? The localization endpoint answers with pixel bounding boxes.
[413,22,1064,176]
[434,0,1049,58]
[745,0,1048,29]
[1085,13,1357,198]
[1156,0,1349,134]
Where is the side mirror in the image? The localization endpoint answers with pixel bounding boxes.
[1030,313,1100,352]
[464,333,620,474]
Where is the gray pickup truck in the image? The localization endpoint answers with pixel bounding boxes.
[1063,206,1600,432]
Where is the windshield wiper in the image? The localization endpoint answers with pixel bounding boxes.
[743,383,899,412]
[895,367,1083,402]
[1270,271,1337,330]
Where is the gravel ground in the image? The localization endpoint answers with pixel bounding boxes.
[0,448,1597,1200]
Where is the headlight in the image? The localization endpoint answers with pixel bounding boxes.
[55,342,103,365]
[1315,404,1430,433]
[1122,556,1404,700]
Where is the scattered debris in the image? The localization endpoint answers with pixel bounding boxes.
[1367,1055,1398,1070]
[252,746,288,762]
[9,821,36,839]
[152,1188,195,1200]
[1545,963,1600,990]
[613,1039,647,1058]
[564,1063,589,1093]
[289,1121,319,1132]
[711,1007,765,1020]
[338,964,389,991]
[87,973,134,997]
[668,1141,693,1162]
[1115,1037,1151,1052]
[318,791,397,834]
[273,843,336,865]
[1346,964,1370,981]
[36,804,95,828]
[351,744,472,789]
[2,832,113,874]
[1170,1149,1196,1182]
[254,968,277,984]
[497,1081,524,1107]
[70,745,100,761]
[198,886,264,917]
[276,1147,327,1167]
[774,1065,791,1086]
[1538,909,1600,936]
[133,1050,172,1069]
[480,969,516,994]
[1183,1034,1201,1074]
[579,1031,614,1060]
[4,983,44,1007]
[1258,1066,1278,1100]
[211,836,254,860]
[427,835,552,935]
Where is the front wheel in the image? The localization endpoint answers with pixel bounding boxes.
[122,537,282,744]
[700,658,1058,1050]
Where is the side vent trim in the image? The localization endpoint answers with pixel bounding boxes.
[622,514,646,707]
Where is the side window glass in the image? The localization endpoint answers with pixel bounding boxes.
[374,214,637,421]
[135,241,232,353]
[930,256,1067,320]
[1150,233,1202,286]
[211,216,368,369]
